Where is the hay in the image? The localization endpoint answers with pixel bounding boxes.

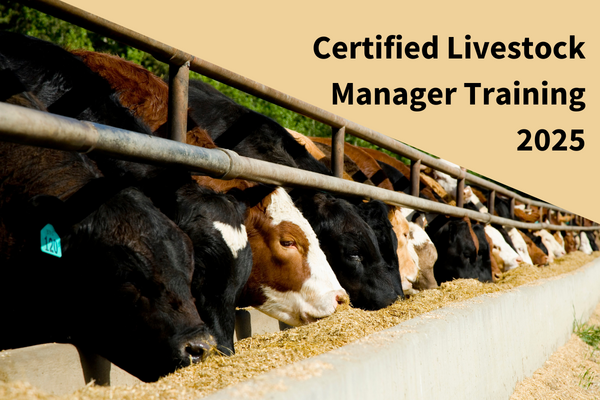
[511,302,600,399]
[3,252,599,400]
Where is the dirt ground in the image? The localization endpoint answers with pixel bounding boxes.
[511,301,600,400]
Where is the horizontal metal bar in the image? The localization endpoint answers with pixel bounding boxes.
[0,103,595,231]
[23,0,571,215]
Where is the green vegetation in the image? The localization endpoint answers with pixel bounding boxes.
[5,1,476,170]
[574,321,600,349]
[0,1,419,163]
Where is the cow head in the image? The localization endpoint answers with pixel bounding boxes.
[428,217,492,283]
[173,183,252,356]
[485,225,523,272]
[23,185,214,382]
[534,229,565,259]
[407,222,438,290]
[579,231,594,255]
[296,192,404,310]
[389,207,419,294]
[563,231,578,253]
[239,188,347,326]
[507,227,534,265]
[518,230,549,265]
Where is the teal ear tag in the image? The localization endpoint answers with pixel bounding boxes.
[40,223,62,258]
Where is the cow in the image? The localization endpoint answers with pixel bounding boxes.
[585,231,600,252]
[309,137,395,190]
[303,139,418,293]
[0,33,253,356]
[484,231,504,281]
[193,178,349,326]
[344,144,446,205]
[518,230,549,265]
[295,191,404,309]
[72,48,404,311]
[563,231,578,253]
[426,216,492,283]
[185,79,333,175]
[484,225,523,271]
[407,221,438,290]
[0,96,212,382]
[507,227,534,265]
[534,229,566,259]
[286,129,353,181]
[389,207,420,294]
[579,231,593,254]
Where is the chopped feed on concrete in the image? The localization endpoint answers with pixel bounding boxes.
[511,301,600,400]
[2,252,598,400]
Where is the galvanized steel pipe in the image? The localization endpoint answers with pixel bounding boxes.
[168,61,191,143]
[0,103,595,232]
[24,0,573,216]
[410,159,420,197]
[331,126,345,179]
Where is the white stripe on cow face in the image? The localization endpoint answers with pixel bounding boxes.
[507,228,534,266]
[580,232,593,255]
[262,187,346,325]
[534,229,566,258]
[213,221,248,259]
[485,226,522,271]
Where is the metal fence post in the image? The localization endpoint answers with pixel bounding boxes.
[167,61,190,143]
[332,126,345,179]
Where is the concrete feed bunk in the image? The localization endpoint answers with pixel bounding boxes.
[1,253,599,399]
[206,256,600,400]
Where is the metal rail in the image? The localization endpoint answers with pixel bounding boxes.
[14,0,596,226]
[0,102,595,232]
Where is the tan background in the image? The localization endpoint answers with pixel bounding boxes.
[65,0,599,221]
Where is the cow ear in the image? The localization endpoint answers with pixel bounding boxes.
[233,183,277,209]
[26,195,71,235]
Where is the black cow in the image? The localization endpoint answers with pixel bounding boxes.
[471,223,494,282]
[585,231,599,252]
[295,192,404,310]
[0,125,212,381]
[521,229,550,256]
[185,74,404,310]
[0,32,252,356]
[186,79,333,175]
[491,223,518,252]
[427,216,492,283]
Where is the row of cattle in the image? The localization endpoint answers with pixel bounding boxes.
[0,32,596,383]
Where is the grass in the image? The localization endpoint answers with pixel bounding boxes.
[574,321,600,349]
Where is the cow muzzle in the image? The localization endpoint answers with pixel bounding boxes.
[176,335,216,365]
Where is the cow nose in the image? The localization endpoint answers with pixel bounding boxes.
[183,338,214,363]
[334,290,350,307]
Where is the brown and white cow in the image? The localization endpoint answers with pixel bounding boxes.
[507,227,534,265]
[485,225,523,272]
[534,229,566,260]
[389,207,419,294]
[407,221,438,290]
[194,176,348,326]
[563,231,578,253]
[517,230,549,265]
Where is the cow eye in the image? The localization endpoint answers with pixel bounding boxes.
[280,240,296,247]
[348,253,363,262]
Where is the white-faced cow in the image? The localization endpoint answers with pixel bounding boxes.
[484,225,523,271]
